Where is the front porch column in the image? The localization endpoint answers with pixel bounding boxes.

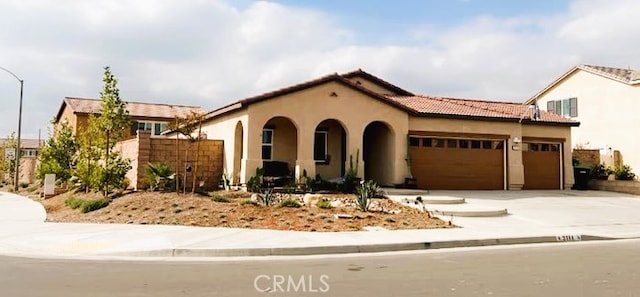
[243,158,263,183]
[346,131,364,179]
[296,127,316,180]
[507,133,525,190]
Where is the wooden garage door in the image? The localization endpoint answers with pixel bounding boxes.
[522,142,561,190]
[410,137,504,190]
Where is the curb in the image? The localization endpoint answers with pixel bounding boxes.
[107,234,615,258]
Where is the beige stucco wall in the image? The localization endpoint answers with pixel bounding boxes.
[198,110,249,185]
[315,120,346,180]
[535,69,640,175]
[244,81,409,186]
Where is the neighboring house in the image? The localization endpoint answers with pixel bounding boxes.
[0,138,44,157]
[53,97,204,138]
[526,64,640,174]
[192,69,579,190]
[0,138,45,184]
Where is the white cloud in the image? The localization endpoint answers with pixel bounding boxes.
[1,0,639,139]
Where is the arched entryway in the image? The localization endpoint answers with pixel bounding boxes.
[363,121,395,186]
[232,121,243,185]
[262,117,298,179]
[314,119,347,180]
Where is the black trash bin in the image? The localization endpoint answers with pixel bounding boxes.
[572,165,591,190]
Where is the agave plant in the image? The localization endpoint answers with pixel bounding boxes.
[355,180,381,212]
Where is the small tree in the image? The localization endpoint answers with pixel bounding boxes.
[72,67,131,196]
[95,66,131,196]
[37,122,79,182]
[170,111,205,194]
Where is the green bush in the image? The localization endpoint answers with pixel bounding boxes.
[212,195,231,203]
[316,199,333,209]
[145,162,175,191]
[64,197,84,209]
[590,163,613,180]
[614,164,636,181]
[79,198,110,213]
[65,197,110,213]
[280,198,301,208]
[240,199,258,206]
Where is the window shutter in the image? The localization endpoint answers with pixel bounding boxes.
[547,101,555,114]
[569,97,578,117]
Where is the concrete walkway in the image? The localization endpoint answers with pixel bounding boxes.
[1,190,639,259]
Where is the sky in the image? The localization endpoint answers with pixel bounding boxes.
[0,0,639,140]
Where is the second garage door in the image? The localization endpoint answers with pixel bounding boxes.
[409,137,505,190]
[522,142,561,190]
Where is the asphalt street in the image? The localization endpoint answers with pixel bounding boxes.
[1,239,639,297]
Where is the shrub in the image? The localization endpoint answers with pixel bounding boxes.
[355,180,380,212]
[590,163,613,180]
[257,187,275,206]
[614,164,636,181]
[240,199,258,206]
[246,167,264,193]
[316,199,333,209]
[212,195,231,203]
[64,197,84,209]
[145,162,175,191]
[79,198,110,213]
[280,198,301,208]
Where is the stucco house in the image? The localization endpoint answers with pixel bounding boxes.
[526,64,640,174]
[0,138,45,184]
[196,69,578,190]
[54,97,204,138]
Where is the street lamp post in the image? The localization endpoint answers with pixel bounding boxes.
[0,66,24,192]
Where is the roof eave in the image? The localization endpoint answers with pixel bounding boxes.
[414,112,579,126]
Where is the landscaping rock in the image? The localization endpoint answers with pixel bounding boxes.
[334,213,354,219]
[250,193,259,203]
[330,200,343,208]
[303,193,323,206]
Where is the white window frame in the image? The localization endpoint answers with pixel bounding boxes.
[547,98,577,118]
[261,128,274,160]
[314,130,329,163]
[135,121,169,137]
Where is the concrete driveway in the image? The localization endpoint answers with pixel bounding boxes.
[423,190,640,238]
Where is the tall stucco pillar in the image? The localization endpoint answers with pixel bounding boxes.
[296,127,316,180]
[507,134,524,190]
[345,131,364,179]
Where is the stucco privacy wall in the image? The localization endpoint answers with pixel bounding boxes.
[535,69,640,175]
[408,117,574,189]
[115,131,224,190]
[244,81,410,186]
[197,111,249,185]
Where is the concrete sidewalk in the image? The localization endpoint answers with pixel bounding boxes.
[0,190,639,259]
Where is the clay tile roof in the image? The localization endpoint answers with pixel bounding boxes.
[387,95,578,125]
[0,138,44,149]
[60,97,204,121]
[580,64,640,84]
